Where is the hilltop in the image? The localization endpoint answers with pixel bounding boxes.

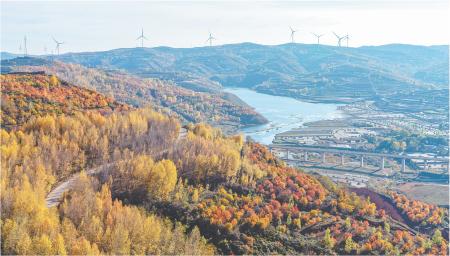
[1,57,267,132]
[3,43,447,117]
[24,43,448,102]
[4,43,448,94]
[0,72,129,128]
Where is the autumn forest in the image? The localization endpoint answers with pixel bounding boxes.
[0,72,448,255]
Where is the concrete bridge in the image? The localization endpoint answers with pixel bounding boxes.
[269,144,449,173]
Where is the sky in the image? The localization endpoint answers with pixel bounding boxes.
[1,0,449,54]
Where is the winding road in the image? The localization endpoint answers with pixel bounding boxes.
[45,128,187,208]
[45,164,112,207]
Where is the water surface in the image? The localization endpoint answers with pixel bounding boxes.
[225,88,343,144]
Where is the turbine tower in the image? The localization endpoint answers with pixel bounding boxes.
[311,33,324,45]
[345,34,350,47]
[52,37,64,55]
[290,26,297,43]
[332,32,346,47]
[136,28,148,48]
[23,36,28,56]
[206,32,216,47]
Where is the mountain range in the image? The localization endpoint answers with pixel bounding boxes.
[1,57,267,132]
[12,43,447,102]
[2,43,448,125]
[2,43,449,255]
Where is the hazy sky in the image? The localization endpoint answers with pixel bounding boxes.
[1,1,449,54]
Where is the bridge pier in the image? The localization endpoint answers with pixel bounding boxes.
[269,146,449,173]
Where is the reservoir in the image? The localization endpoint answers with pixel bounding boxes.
[224,88,344,144]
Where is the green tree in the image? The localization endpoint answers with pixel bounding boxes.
[432,229,443,245]
[191,188,199,203]
[323,228,335,249]
[384,222,390,233]
[344,236,356,253]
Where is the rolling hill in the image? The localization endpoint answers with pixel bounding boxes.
[1,57,267,132]
[0,72,129,129]
[24,43,448,104]
[1,71,448,255]
[3,43,447,118]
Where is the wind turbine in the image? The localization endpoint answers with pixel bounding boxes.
[311,33,324,45]
[23,36,28,56]
[206,32,216,47]
[136,28,148,48]
[332,32,346,47]
[53,37,64,55]
[344,34,350,47]
[289,26,297,43]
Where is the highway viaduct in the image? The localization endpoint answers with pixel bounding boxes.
[269,144,450,173]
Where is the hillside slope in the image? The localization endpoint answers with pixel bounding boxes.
[37,43,448,103]
[1,72,129,128]
[1,82,448,254]
[1,57,267,132]
[2,110,448,255]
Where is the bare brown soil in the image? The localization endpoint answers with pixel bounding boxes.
[349,187,407,224]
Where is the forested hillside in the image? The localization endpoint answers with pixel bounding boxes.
[1,73,128,129]
[1,75,448,255]
[1,108,215,254]
[34,43,448,103]
[1,57,267,132]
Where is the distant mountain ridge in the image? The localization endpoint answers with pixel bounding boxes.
[4,43,444,105]
[2,42,447,113]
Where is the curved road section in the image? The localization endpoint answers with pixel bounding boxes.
[45,165,109,208]
[45,128,187,208]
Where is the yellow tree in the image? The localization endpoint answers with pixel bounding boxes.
[32,234,54,255]
[148,159,177,200]
[49,75,59,87]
